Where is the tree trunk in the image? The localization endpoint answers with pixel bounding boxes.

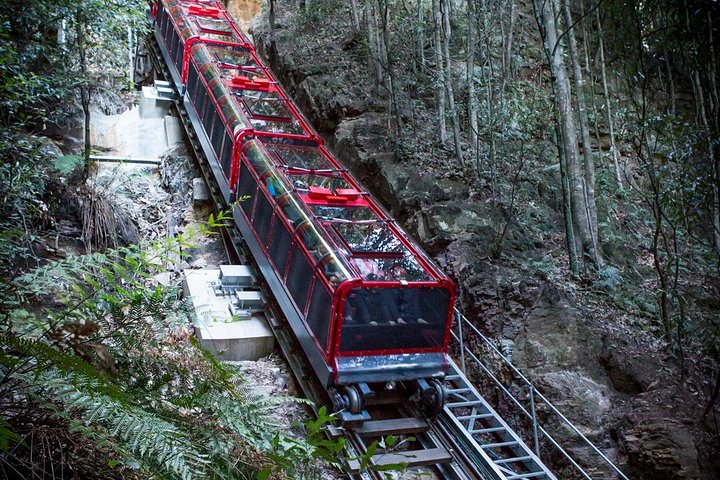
[432,0,447,143]
[350,0,361,31]
[378,0,402,138]
[595,7,623,192]
[442,0,463,167]
[502,0,516,80]
[557,123,579,274]
[76,6,91,177]
[563,0,601,267]
[466,0,478,151]
[366,0,382,87]
[534,0,595,273]
[416,0,425,73]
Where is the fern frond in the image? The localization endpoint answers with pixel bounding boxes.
[40,370,212,480]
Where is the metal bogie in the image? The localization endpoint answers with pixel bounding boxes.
[153,0,457,416]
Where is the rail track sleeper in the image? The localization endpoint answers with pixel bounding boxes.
[353,417,429,437]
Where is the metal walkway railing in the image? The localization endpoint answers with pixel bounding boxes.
[449,309,628,480]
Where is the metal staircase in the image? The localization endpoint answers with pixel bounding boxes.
[442,360,556,479]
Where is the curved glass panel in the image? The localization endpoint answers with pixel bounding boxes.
[266,145,333,170]
[333,223,402,255]
[349,254,432,281]
[311,205,374,222]
[290,174,352,194]
[212,47,255,68]
[250,118,305,135]
[193,17,232,35]
[243,141,273,177]
[240,90,291,119]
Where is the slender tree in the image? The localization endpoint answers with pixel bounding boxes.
[466,0,479,151]
[441,0,463,167]
[534,0,598,273]
[562,0,601,266]
[432,0,448,144]
[595,7,623,192]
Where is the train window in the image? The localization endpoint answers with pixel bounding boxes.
[286,247,313,312]
[192,17,232,36]
[169,29,178,60]
[238,161,256,218]
[266,145,332,171]
[212,48,254,68]
[174,43,183,74]
[333,222,403,255]
[250,118,305,135]
[277,193,303,230]
[195,83,207,120]
[319,256,347,285]
[162,11,172,41]
[289,173,352,195]
[261,170,287,204]
[306,280,332,352]
[339,286,449,352]
[239,90,291,119]
[158,6,167,35]
[350,255,432,282]
[310,205,375,222]
[295,221,322,258]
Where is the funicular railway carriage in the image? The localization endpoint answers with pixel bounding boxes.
[152,0,456,416]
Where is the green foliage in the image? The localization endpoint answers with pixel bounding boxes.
[0,130,54,274]
[0,228,327,479]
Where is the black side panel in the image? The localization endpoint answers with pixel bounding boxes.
[253,192,273,245]
[220,132,233,178]
[238,161,256,217]
[187,63,199,103]
[286,247,312,313]
[269,220,292,275]
[307,281,332,352]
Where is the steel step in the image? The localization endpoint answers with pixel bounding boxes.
[506,472,550,479]
[495,456,533,465]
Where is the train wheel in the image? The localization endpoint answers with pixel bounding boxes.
[330,385,364,414]
[422,380,446,416]
[343,385,363,414]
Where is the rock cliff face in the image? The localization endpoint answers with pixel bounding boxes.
[251,6,718,478]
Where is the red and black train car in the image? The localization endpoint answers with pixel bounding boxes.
[152,0,456,415]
